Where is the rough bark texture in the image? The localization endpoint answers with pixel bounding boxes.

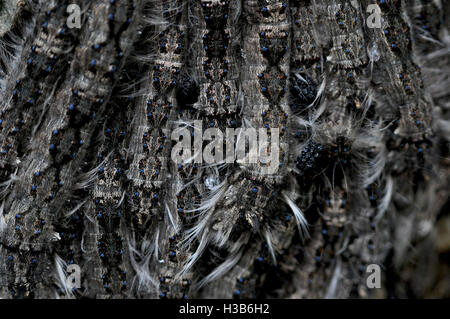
[0,0,448,299]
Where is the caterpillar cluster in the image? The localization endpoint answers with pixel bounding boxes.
[0,0,448,299]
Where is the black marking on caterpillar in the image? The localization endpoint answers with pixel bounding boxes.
[176,74,200,110]
[295,141,325,179]
[289,73,318,116]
